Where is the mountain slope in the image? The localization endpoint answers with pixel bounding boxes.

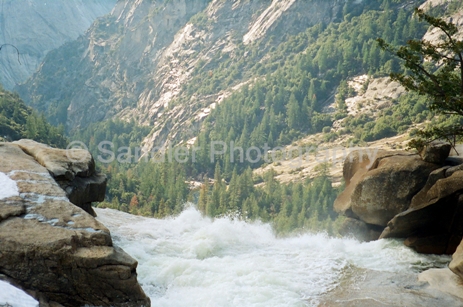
[17,0,463,156]
[17,0,353,147]
[0,0,116,89]
[0,84,66,147]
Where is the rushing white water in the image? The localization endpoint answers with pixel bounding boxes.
[0,280,38,307]
[96,207,450,307]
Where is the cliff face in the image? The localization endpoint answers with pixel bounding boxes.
[0,0,116,89]
[17,0,348,150]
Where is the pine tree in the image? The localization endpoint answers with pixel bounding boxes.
[228,168,240,211]
[206,195,217,217]
[378,8,463,150]
[287,93,301,130]
[198,177,209,214]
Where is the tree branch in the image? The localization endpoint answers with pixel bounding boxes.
[417,9,463,95]
[0,43,21,64]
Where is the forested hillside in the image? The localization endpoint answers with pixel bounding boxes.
[194,4,428,176]
[0,85,66,147]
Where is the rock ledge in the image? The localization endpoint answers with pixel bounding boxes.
[0,141,150,307]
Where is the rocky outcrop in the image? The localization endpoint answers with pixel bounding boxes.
[350,153,439,226]
[419,141,451,164]
[334,142,463,298]
[336,143,463,255]
[380,169,463,254]
[0,0,116,90]
[13,139,106,216]
[333,141,463,246]
[334,149,390,219]
[334,149,439,233]
[333,141,463,307]
[0,141,150,307]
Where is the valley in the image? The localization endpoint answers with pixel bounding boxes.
[2,0,463,305]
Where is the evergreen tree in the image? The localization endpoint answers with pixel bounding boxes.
[287,93,302,130]
[378,8,463,150]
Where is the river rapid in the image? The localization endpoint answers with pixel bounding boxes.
[94,207,452,307]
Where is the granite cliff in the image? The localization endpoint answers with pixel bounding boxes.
[0,0,116,89]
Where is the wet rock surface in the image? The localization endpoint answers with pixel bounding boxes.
[320,267,463,307]
[419,268,463,301]
[450,239,463,280]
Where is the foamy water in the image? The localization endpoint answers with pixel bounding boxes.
[0,280,38,307]
[0,172,19,200]
[95,207,450,307]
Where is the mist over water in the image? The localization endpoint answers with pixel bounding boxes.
[95,207,450,307]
